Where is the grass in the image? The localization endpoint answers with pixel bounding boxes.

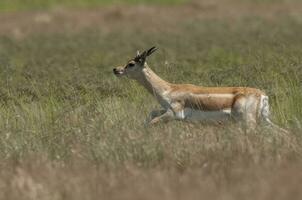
[0,0,186,12]
[0,0,302,199]
[1,0,300,12]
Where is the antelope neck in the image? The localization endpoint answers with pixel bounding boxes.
[135,65,171,98]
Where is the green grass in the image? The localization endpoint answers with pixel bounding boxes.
[1,2,302,199]
[0,15,302,163]
[1,0,301,12]
[0,0,186,12]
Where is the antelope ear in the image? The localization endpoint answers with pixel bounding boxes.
[146,46,157,57]
[134,47,157,64]
[134,50,145,62]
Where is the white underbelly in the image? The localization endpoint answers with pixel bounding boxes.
[176,108,231,121]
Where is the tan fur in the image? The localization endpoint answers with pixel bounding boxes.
[170,84,265,95]
[169,84,265,111]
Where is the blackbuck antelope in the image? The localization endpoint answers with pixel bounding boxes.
[113,47,286,131]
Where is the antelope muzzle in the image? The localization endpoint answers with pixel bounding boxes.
[113,67,125,77]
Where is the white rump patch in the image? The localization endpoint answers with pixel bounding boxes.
[175,108,231,121]
[259,95,270,119]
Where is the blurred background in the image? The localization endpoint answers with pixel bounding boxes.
[1,0,302,200]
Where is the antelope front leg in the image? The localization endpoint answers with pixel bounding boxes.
[145,109,166,125]
[148,109,174,125]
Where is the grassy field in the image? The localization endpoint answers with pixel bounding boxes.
[1,0,302,199]
[0,0,186,12]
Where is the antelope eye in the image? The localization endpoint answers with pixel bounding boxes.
[128,63,135,67]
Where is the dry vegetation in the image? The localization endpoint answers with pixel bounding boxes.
[1,0,302,199]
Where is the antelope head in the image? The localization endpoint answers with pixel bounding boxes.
[113,46,157,79]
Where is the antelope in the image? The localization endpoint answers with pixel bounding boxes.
[113,47,286,131]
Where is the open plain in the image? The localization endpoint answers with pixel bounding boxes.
[0,0,302,199]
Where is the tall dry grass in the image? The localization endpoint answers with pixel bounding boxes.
[0,0,302,199]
